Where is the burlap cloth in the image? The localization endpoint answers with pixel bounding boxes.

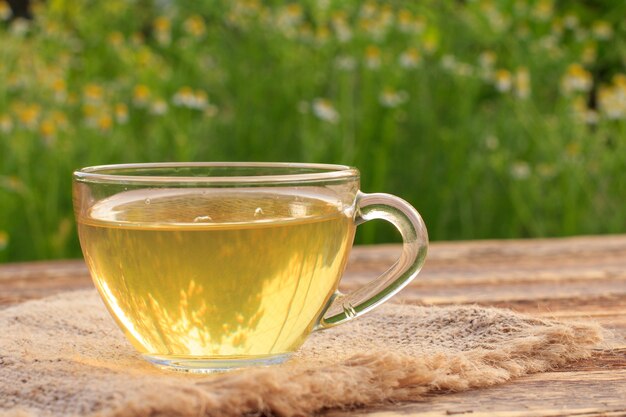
[0,290,602,417]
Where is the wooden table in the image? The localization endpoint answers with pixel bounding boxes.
[1,235,625,416]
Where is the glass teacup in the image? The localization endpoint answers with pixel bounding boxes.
[73,162,428,372]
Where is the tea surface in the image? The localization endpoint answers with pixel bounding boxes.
[77,189,355,359]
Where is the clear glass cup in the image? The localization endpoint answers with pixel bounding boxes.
[73,162,428,372]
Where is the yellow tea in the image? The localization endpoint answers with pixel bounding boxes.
[77,189,355,362]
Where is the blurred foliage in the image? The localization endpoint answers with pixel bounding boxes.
[0,0,625,261]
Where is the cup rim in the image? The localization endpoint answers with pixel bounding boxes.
[74,162,359,185]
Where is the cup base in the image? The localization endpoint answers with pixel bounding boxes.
[143,352,293,373]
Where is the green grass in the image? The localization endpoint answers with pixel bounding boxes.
[1,0,625,262]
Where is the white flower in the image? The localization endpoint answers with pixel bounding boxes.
[479,51,496,69]
[484,135,499,151]
[0,115,13,133]
[150,99,169,115]
[203,104,219,118]
[398,48,420,69]
[495,69,513,92]
[455,63,474,77]
[332,14,352,43]
[561,64,592,95]
[114,104,129,124]
[173,87,209,110]
[592,20,613,41]
[312,98,339,124]
[598,79,626,120]
[365,45,381,70]
[441,55,457,71]
[335,56,357,71]
[563,14,578,29]
[9,18,30,36]
[515,67,531,99]
[510,161,531,180]
[191,91,208,109]
[379,88,408,108]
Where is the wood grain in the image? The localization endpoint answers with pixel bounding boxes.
[1,235,625,416]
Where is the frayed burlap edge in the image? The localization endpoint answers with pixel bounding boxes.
[98,321,601,417]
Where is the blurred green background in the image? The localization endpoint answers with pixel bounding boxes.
[0,0,625,262]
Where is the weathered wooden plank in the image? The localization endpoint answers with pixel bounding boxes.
[326,368,626,417]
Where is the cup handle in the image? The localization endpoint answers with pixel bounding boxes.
[317,191,428,329]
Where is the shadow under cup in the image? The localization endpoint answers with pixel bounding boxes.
[73,162,428,372]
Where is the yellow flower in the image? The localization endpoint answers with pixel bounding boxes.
[581,42,597,65]
[314,25,330,44]
[51,111,68,129]
[365,45,381,69]
[613,74,626,88]
[399,48,421,69]
[153,16,171,45]
[551,18,563,36]
[114,103,129,123]
[131,32,145,45]
[108,31,124,47]
[173,86,195,107]
[52,78,67,102]
[495,69,512,92]
[276,3,303,27]
[52,78,66,94]
[133,84,151,106]
[82,104,98,119]
[285,3,302,19]
[397,9,416,33]
[97,114,113,131]
[597,75,626,120]
[136,50,154,68]
[0,0,11,21]
[39,119,56,141]
[184,15,206,38]
[153,16,171,32]
[83,84,104,103]
[17,104,41,129]
[532,0,553,21]
[561,64,592,94]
